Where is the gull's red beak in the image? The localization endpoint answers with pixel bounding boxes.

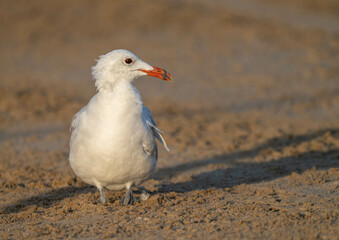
[139,66,172,82]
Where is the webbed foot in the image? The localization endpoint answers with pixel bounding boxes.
[140,190,151,201]
[120,188,137,205]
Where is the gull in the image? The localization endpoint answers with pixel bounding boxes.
[69,49,171,205]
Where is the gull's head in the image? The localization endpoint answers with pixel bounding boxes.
[92,49,172,91]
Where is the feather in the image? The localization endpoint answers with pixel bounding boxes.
[143,106,170,152]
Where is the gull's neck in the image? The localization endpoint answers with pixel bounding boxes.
[98,80,143,106]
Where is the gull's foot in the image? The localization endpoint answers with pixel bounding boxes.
[100,194,107,204]
[120,189,137,205]
[140,190,151,201]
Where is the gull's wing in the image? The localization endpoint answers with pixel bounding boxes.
[69,106,86,147]
[142,106,170,152]
[70,106,86,132]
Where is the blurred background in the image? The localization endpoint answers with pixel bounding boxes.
[1,1,339,238]
[1,0,338,114]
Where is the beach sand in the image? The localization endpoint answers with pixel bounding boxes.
[0,0,338,239]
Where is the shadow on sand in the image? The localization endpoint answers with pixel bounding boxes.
[155,149,338,193]
[154,128,339,193]
[2,128,338,214]
[1,186,96,214]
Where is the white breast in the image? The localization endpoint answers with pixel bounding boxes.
[69,82,157,189]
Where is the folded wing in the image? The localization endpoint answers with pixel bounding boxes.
[142,106,170,152]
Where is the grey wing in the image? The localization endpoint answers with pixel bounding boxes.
[142,106,170,152]
[143,139,158,161]
[69,106,86,147]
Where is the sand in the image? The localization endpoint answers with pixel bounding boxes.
[0,0,338,239]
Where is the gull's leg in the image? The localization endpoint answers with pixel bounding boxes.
[120,182,136,205]
[98,186,106,204]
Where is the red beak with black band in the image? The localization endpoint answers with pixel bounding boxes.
[139,66,172,82]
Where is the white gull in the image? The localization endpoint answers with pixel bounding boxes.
[69,49,171,205]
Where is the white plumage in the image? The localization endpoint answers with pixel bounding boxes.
[69,49,171,205]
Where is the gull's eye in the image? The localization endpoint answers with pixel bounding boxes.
[124,58,133,64]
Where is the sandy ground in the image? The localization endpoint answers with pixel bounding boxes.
[0,0,338,239]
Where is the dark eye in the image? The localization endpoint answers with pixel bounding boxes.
[124,58,133,64]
